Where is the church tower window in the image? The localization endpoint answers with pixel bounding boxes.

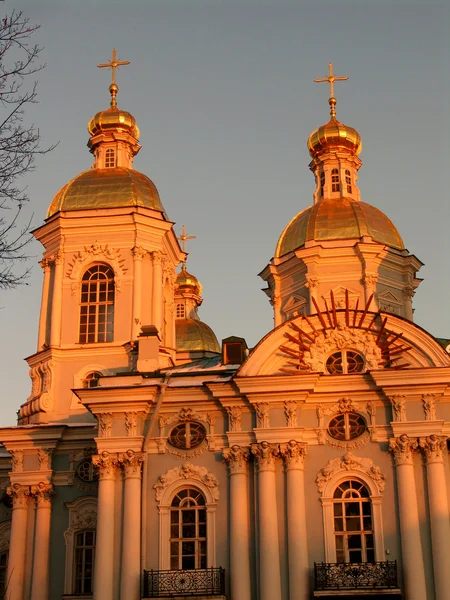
[333,480,374,563]
[79,265,115,344]
[331,169,340,192]
[328,413,366,441]
[176,303,185,319]
[168,422,206,450]
[74,530,96,594]
[320,171,325,197]
[83,371,102,388]
[170,488,207,570]
[105,148,115,168]
[345,169,352,193]
[326,350,364,375]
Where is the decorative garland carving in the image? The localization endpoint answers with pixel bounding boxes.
[422,394,437,421]
[389,434,418,466]
[9,449,24,472]
[326,431,371,451]
[226,406,242,432]
[254,403,270,428]
[125,412,138,437]
[66,242,127,294]
[159,408,215,435]
[389,395,407,422]
[98,413,113,438]
[284,401,298,427]
[316,453,386,494]
[251,441,279,472]
[154,464,219,502]
[419,435,446,464]
[37,448,53,471]
[223,445,250,475]
[280,440,306,469]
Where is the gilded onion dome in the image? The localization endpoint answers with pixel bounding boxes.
[88,85,139,139]
[307,117,362,158]
[175,267,203,297]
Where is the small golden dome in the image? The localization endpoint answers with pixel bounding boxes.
[276,197,404,257]
[88,105,140,139]
[47,167,165,217]
[176,318,220,353]
[175,267,203,297]
[308,117,362,158]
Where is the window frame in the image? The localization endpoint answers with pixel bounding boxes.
[64,496,97,596]
[105,148,116,168]
[73,529,96,594]
[326,350,365,375]
[79,264,115,344]
[169,488,207,570]
[331,168,340,192]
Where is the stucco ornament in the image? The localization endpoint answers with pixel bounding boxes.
[119,449,145,476]
[280,440,306,469]
[9,449,24,472]
[125,412,138,436]
[37,447,53,471]
[154,463,219,502]
[92,451,120,479]
[422,394,437,421]
[303,324,383,373]
[226,406,242,432]
[98,412,113,438]
[251,441,279,472]
[223,445,250,474]
[30,482,54,507]
[389,434,418,466]
[6,483,30,508]
[66,242,126,286]
[254,403,270,428]
[389,395,407,422]
[316,452,386,493]
[159,407,215,435]
[284,401,299,427]
[419,435,446,464]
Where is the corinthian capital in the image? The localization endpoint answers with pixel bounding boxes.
[132,246,147,260]
[119,449,145,477]
[251,441,279,472]
[389,434,418,466]
[6,483,30,508]
[92,451,120,479]
[223,445,250,475]
[419,435,446,464]
[30,482,54,507]
[280,440,306,470]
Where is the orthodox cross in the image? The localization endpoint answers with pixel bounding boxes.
[177,225,196,267]
[97,48,130,86]
[314,63,348,117]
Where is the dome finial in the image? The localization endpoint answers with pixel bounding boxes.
[97,48,130,108]
[177,225,196,270]
[314,62,348,118]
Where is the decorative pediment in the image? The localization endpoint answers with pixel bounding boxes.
[376,288,402,314]
[316,453,386,494]
[323,286,361,309]
[66,242,127,293]
[282,294,307,315]
[154,463,219,502]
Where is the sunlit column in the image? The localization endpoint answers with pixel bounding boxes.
[120,451,145,600]
[151,251,163,335]
[251,442,282,600]
[419,436,450,600]
[92,451,119,600]
[30,483,54,600]
[223,445,251,600]
[131,247,146,340]
[38,258,51,350]
[280,441,308,600]
[6,483,29,600]
[389,435,427,600]
[50,251,64,347]
[402,286,415,321]
[363,273,378,308]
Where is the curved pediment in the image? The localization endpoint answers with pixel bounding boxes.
[238,310,450,377]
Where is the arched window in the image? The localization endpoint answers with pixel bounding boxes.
[74,530,96,594]
[0,551,8,596]
[105,148,115,168]
[83,371,102,388]
[331,168,340,192]
[176,303,185,319]
[333,480,374,563]
[79,265,114,343]
[345,169,352,193]
[170,488,207,570]
[320,171,325,197]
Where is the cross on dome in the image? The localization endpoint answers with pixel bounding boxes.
[314,63,348,118]
[97,48,130,107]
[177,225,196,269]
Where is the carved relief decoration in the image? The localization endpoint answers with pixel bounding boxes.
[280,440,306,469]
[25,359,55,414]
[159,408,215,436]
[278,289,412,374]
[37,448,53,471]
[154,464,219,502]
[226,406,242,432]
[66,242,127,294]
[389,395,407,422]
[6,483,30,508]
[419,435,446,464]
[92,451,120,479]
[98,413,113,438]
[284,401,299,427]
[389,434,418,466]
[125,412,138,437]
[316,453,386,494]
[251,441,279,472]
[119,450,145,476]
[9,449,24,473]
[30,482,54,507]
[223,445,250,475]
[422,394,437,421]
[254,403,270,429]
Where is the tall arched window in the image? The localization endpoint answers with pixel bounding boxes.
[320,171,325,197]
[333,480,374,563]
[345,169,352,193]
[105,148,116,168]
[79,265,115,343]
[74,530,96,594]
[0,551,8,596]
[170,488,207,570]
[331,168,340,192]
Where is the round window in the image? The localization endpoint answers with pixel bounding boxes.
[326,350,365,375]
[328,412,366,441]
[76,460,99,482]
[168,422,207,450]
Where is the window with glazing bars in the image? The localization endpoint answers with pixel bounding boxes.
[105,148,115,168]
[170,488,207,570]
[345,169,352,193]
[0,551,7,597]
[331,168,340,192]
[333,480,374,563]
[79,265,114,343]
[320,171,325,197]
[74,530,96,594]
[176,303,185,318]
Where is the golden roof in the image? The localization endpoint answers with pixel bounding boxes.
[308,117,362,158]
[176,318,220,353]
[175,267,202,297]
[276,197,404,257]
[47,167,165,217]
[88,104,139,139]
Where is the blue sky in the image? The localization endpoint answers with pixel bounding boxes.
[1,0,449,425]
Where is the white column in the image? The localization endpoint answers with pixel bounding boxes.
[389,435,427,600]
[152,251,163,335]
[92,451,119,600]
[131,247,146,340]
[120,451,144,600]
[402,286,415,321]
[251,442,282,600]
[30,483,53,600]
[50,251,64,347]
[223,446,252,600]
[280,441,308,600]
[38,258,51,350]
[419,436,450,600]
[6,484,29,600]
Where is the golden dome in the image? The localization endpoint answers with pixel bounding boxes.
[47,167,165,217]
[88,104,139,139]
[276,197,404,257]
[175,267,202,297]
[176,318,220,353]
[308,117,362,158]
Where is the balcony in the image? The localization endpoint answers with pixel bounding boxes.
[314,561,402,598]
[143,568,226,599]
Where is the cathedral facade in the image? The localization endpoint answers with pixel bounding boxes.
[0,59,449,600]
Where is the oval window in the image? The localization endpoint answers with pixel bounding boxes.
[76,459,99,482]
[328,412,366,441]
[326,350,365,375]
[168,422,207,450]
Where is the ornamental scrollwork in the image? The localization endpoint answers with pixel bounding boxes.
[223,445,250,475]
[154,464,219,502]
[254,403,270,429]
[30,482,54,507]
[160,408,215,433]
[125,412,138,437]
[9,449,24,473]
[251,441,279,472]
[37,448,53,471]
[316,453,386,494]
[389,434,418,466]
[92,451,120,479]
[119,449,145,477]
[6,483,30,508]
[280,440,306,469]
[98,413,113,438]
[389,395,407,422]
[226,406,242,432]
[419,435,446,464]
[284,401,298,427]
[66,242,126,294]
[422,394,437,421]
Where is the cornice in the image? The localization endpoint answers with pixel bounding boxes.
[253,427,305,444]
[75,385,157,413]
[391,421,445,438]
[234,374,319,395]
[95,435,144,454]
[9,470,52,486]
[0,426,66,448]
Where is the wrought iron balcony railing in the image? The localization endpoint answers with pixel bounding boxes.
[314,560,398,591]
[143,567,225,597]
